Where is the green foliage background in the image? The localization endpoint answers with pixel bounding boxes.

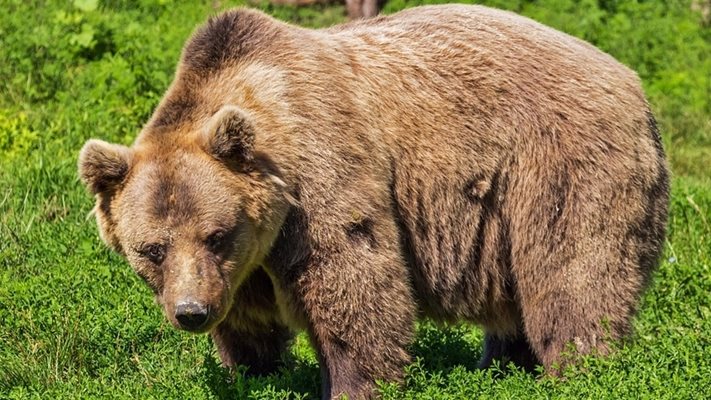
[1,0,709,399]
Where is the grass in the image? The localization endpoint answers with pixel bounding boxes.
[1,0,709,398]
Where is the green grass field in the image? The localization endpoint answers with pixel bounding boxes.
[1,0,709,398]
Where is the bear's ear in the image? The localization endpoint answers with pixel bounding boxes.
[78,139,132,195]
[202,105,255,164]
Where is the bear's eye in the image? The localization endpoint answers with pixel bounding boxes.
[206,230,226,252]
[139,243,166,264]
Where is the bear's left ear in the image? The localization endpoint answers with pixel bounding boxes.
[202,105,256,164]
[78,139,132,195]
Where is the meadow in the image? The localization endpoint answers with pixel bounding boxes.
[1,0,709,398]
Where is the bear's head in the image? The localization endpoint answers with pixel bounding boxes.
[78,105,291,333]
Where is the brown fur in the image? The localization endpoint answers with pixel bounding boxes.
[79,5,669,399]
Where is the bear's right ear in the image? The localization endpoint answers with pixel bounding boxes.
[78,139,132,195]
[202,105,256,165]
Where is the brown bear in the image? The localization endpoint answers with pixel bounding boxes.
[78,5,669,399]
[264,0,382,20]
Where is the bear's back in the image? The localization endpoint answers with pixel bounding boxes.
[329,4,637,88]
[318,4,647,154]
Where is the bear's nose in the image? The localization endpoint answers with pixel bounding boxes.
[175,301,209,331]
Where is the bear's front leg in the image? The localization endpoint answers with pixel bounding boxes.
[211,319,291,376]
[210,268,292,376]
[297,239,416,399]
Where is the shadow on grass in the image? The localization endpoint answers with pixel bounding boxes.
[202,353,241,400]
[412,322,544,378]
[410,322,484,373]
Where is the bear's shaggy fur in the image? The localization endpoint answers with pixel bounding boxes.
[79,5,669,399]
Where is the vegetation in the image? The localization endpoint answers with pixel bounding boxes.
[1,0,709,398]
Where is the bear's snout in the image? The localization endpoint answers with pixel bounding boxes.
[174,299,210,331]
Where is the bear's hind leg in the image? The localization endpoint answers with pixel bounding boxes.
[478,333,539,373]
[507,156,665,374]
[511,223,640,374]
[518,288,619,375]
[513,231,647,373]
